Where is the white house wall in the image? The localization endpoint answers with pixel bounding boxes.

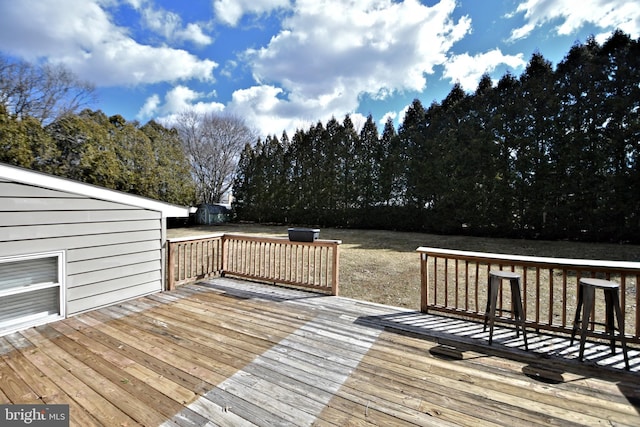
[0,179,163,316]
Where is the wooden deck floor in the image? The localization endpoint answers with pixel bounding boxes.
[1,278,639,426]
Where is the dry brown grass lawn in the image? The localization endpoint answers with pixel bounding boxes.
[168,223,640,310]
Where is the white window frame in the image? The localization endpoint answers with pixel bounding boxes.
[0,251,66,336]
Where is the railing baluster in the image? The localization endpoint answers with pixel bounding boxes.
[548,268,554,326]
[444,258,449,308]
[636,274,639,338]
[433,256,438,307]
[319,246,324,287]
[562,270,567,328]
[474,262,479,313]
[464,261,469,311]
[454,259,459,310]
[180,243,186,281]
[535,267,540,325]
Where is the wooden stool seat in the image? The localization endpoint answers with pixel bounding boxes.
[483,270,528,350]
[570,278,630,370]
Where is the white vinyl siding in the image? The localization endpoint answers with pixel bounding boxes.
[0,181,163,319]
[0,252,65,335]
[0,163,188,335]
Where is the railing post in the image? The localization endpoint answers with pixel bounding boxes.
[636,273,640,339]
[420,253,428,312]
[167,240,176,291]
[221,235,228,276]
[331,242,340,296]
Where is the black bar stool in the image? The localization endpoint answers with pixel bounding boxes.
[483,270,528,350]
[570,278,630,370]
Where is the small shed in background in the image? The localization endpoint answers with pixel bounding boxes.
[194,203,231,225]
[0,163,190,336]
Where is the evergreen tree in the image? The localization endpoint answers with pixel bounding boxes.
[340,115,360,216]
[0,104,59,172]
[400,99,428,209]
[322,117,342,216]
[357,114,380,210]
[425,83,473,233]
[464,74,502,234]
[140,120,196,205]
[46,109,121,188]
[555,38,607,239]
[598,31,640,240]
[288,128,311,222]
[517,53,558,237]
[233,142,259,220]
[378,117,401,206]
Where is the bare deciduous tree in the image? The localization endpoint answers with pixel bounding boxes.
[176,110,256,204]
[0,55,96,124]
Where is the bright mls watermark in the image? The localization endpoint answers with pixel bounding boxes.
[1,405,69,426]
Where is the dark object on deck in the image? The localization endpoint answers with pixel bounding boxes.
[195,204,231,225]
[288,228,320,242]
[571,277,630,370]
[483,270,529,350]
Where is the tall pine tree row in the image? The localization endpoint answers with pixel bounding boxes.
[232,30,638,242]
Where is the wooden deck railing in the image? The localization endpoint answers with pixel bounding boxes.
[222,234,341,295]
[167,233,225,289]
[167,233,341,295]
[417,247,640,344]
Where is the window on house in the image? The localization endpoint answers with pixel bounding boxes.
[0,252,65,336]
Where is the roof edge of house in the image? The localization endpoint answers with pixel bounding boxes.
[0,163,190,218]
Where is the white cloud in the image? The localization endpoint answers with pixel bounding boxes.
[214,0,291,26]
[140,5,213,46]
[137,85,225,121]
[227,85,314,136]
[181,23,214,46]
[397,104,411,127]
[238,0,471,134]
[443,49,526,91]
[138,94,161,119]
[510,0,640,41]
[380,111,397,126]
[140,85,303,136]
[0,0,216,86]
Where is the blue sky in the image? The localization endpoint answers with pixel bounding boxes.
[1,0,638,137]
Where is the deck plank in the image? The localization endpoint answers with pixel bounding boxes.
[0,340,101,426]
[5,329,139,426]
[0,356,41,403]
[374,331,640,420]
[69,314,211,395]
[21,326,166,426]
[48,320,197,405]
[38,323,189,422]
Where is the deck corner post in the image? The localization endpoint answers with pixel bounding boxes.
[420,252,428,312]
[221,234,229,276]
[167,240,176,291]
[332,242,340,296]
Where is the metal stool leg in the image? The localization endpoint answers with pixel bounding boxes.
[485,276,499,345]
[578,285,595,362]
[611,290,630,371]
[604,289,615,353]
[570,283,583,345]
[510,278,528,350]
[483,277,492,331]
